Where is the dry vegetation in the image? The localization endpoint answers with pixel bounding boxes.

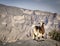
[49,29,60,41]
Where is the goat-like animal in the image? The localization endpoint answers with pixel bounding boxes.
[32,22,45,40]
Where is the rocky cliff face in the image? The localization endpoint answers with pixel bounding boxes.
[0,4,60,42]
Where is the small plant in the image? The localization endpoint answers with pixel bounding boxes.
[48,29,60,41]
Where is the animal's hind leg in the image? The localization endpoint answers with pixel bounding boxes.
[42,34,44,38]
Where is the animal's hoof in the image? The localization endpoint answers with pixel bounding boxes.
[38,37,40,39]
[42,36,44,38]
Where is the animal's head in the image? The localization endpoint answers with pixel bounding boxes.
[42,22,47,25]
[42,22,45,27]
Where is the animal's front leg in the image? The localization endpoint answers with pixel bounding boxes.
[33,33,36,40]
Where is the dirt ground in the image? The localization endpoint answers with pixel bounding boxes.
[0,39,60,46]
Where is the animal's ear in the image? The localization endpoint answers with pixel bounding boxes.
[43,22,44,24]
